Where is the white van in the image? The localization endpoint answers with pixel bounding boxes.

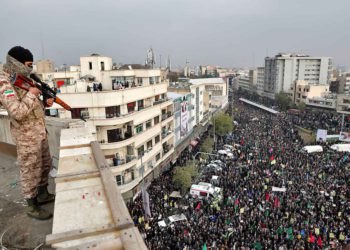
[190,184,222,200]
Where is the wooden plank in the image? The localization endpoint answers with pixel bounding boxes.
[90,141,148,250]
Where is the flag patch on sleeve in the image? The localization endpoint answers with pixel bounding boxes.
[3,89,15,98]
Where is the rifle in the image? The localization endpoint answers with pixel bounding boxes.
[12,73,72,111]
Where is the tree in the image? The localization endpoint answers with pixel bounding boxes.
[298,102,306,112]
[172,167,191,194]
[275,92,292,111]
[200,137,214,154]
[213,112,234,137]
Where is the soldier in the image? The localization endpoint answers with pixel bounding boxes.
[0,46,55,220]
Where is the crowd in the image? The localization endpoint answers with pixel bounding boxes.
[127,95,349,250]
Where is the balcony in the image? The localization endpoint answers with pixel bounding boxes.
[153,98,169,106]
[161,130,172,139]
[161,111,173,121]
[100,133,134,150]
[110,156,137,174]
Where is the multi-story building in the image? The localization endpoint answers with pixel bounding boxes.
[237,74,251,92]
[338,73,350,94]
[168,92,195,147]
[49,55,174,200]
[264,53,332,98]
[257,67,265,95]
[290,80,330,104]
[189,78,228,113]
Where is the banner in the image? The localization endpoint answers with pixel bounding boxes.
[142,187,151,218]
[272,187,286,192]
[339,132,350,142]
[316,129,327,142]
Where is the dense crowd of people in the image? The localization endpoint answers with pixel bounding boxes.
[127,95,349,249]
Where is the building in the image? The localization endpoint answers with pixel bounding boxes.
[189,78,228,113]
[290,80,330,104]
[257,67,265,95]
[237,74,251,92]
[49,56,174,200]
[35,60,54,74]
[168,81,208,126]
[337,94,350,113]
[264,53,332,98]
[168,92,195,147]
[338,72,350,94]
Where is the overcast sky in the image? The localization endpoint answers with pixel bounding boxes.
[1,0,349,69]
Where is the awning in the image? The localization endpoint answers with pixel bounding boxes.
[190,140,198,147]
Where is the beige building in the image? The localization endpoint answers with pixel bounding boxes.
[290,80,330,104]
[35,60,55,74]
[49,55,174,200]
[337,94,350,113]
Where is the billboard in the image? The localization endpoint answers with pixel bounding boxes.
[180,96,189,138]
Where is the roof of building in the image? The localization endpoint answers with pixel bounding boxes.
[118,64,151,70]
[168,92,185,100]
[189,78,225,85]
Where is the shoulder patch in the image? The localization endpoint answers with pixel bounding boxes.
[3,89,15,98]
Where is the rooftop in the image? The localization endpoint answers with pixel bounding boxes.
[189,78,225,85]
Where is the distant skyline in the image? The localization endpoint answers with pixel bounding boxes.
[1,0,349,70]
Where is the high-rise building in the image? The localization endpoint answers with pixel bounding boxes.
[264,53,332,98]
[257,67,265,95]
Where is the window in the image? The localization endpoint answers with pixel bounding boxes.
[156,153,161,161]
[138,100,144,110]
[101,61,105,71]
[147,140,153,150]
[155,135,160,144]
[146,120,152,129]
[116,175,123,186]
[154,116,160,124]
[71,108,89,119]
[137,145,144,156]
[135,124,143,134]
[89,62,92,70]
[107,128,122,143]
[137,77,143,85]
[105,106,120,118]
[155,76,160,83]
[149,77,154,85]
[127,102,136,113]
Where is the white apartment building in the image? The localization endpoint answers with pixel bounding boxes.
[189,78,228,112]
[264,53,332,98]
[257,67,265,95]
[49,55,174,200]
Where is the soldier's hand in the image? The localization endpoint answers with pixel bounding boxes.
[46,98,54,107]
[29,87,42,97]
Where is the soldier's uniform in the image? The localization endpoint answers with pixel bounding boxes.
[0,71,51,199]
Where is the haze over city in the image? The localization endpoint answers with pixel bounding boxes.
[1,0,349,69]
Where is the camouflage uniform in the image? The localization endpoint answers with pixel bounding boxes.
[0,71,51,199]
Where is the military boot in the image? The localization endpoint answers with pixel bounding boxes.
[26,198,52,220]
[37,185,55,205]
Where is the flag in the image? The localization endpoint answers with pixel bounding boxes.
[270,155,275,161]
[56,80,65,88]
[315,228,320,235]
[317,236,322,247]
[240,208,244,214]
[271,159,276,165]
[286,227,293,240]
[142,187,151,218]
[309,232,315,243]
[195,202,201,210]
[265,192,270,201]
[253,242,262,250]
[202,243,207,250]
[274,197,280,208]
[277,225,284,235]
[235,199,240,205]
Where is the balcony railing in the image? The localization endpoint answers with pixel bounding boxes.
[161,112,173,121]
[111,155,136,167]
[162,144,173,155]
[153,98,169,106]
[100,133,133,144]
[161,130,172,139]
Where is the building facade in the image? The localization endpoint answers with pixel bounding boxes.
[49,56,174,200]
[264,53,332,98]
